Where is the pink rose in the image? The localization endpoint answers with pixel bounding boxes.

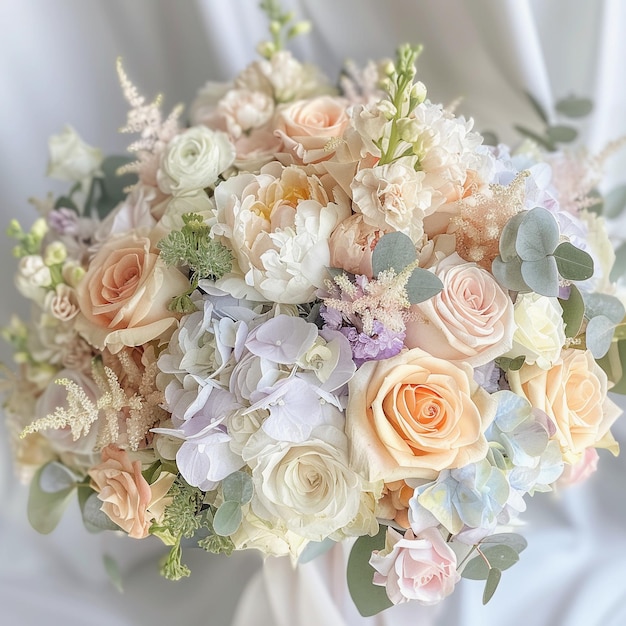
[404,253,515,367]
[274,96,350,164]
[370,527,460,605]
[558,447,599,487]
[75,233,189,353]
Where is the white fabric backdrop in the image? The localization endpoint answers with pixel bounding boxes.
[1,1,626,625]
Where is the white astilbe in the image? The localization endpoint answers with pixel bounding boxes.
[116,58,183,186]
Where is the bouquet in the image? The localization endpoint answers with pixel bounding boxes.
[4,1,626,616]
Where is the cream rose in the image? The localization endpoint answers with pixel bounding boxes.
[504,292,565,369]
[404,253,514,367]
[274,96,350,164]
[74,233,189,353]
[47,125,103,183]
[346,348,496,482]
[88,445,176,539]
[157,125,235,196]
[507,349,621,463]
[370,527,460,605]
[45,284,80,322]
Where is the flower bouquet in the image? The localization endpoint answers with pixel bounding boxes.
[4,1,626,616]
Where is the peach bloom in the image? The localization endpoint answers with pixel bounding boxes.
[74,233,189,353]
[328,213,388,277]
[507,349,621,464]
[377,480,414,529]
[274,95,350,164]
[404,253,514,367]
[88,445,175,539]
[558,447,599,487]
[346,348,496,483]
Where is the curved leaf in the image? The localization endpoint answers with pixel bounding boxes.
[499,212,526,262]
[582,292,625,325]
[405,268,443,304]
[82,492,121,533]
[603,185,626,220]
[521,256,559,297]
[559,284,585,338]
[546,125,578,144]
[462,545,520,580]
[222,471,254,506]
[483,567,502,605]
[213,501,243,537]
[586,315,616,359]
[27,463,76,534]
[555,96,593,118]
[554,242,594,281]
[516,207,559,261]
[492,256,528,292]
[371,231,416,277]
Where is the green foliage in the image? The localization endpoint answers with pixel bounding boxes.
[94,156,137,219]
[405,268,444,304]
[372,231,416,276]
[103,554,124,593]
[554,242,594,281]
[495,355,525,372]
[222,471,254,506]
[603,185,626,220]
[27,462,77,534]
[6,219,47,258]
[546,125,578,143]
[586,315,616,359]
[197,533,235,556]
[610,242,626,282]
[258,0,310,60]
[559,285,585,338]
[347,526,393,617]
[298,537,337,564]
[598,339,626,393]
[213,501,243,536]
[81,491,121,533]
[555,96,593,118]
[582,292,625,325]
[483,567,502,605]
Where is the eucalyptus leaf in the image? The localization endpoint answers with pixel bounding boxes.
[82,492,122,533]
[405,268,443,304]
[94,155,136,220]
[496,356,525,372]
[298,537,337,564]
[554,242,594,281]
[513,125,555,151]
[479,533,528,554]
[603,185,626,219]
[610,242,626,282]
[546,125,578,144]
[462,545,520,580]
[142,460,162,485]
[492,256,528,293]
[559,284,585,338]
[481,131,499,146]
[499,212,526,262]
[520,256,559,297]
[516,207,559,261]
[39,461,77,493]
[585,189,604,215]
[598,339,626,394]
[525,91,549,125]
[103,554,124,593]
[213,501,243,537]
[27,463,76,534]
[222,471,254,506]
[371,231,417,277]
[582,292,625,325]
[555,96,593,118]
[585,315,616,359]
[483,567,502,605]
[347,526,393,617]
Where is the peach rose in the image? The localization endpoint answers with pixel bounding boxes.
[274,95,350,164]
[404,253,514,367]
[75,233,189,353]
[507,349,621,464]
[346,348,496,482]
[88,445,176,538]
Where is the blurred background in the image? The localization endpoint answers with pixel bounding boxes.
[1,1,626,624]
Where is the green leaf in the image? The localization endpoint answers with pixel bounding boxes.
[94,155,136,219]
[546,125,578,144]
[513,125,556,151]
[603,185,626,219]
[521,256,559,297]
[586,315,616,359]
[481,130,499,146]
[598,339,626,393]
[298,537,337,564]
[405,268,443,304]
[582,292,625,325]
[27,463,76,534]
[585,189,604,215]
[610,243,626,283]
[479,533,528,554]
[499,212,526,262]
[142,460,162,485]
[483,567,502,605]
[38,461,77,493]
[103,554,124,593]
[213,501,243,537]
[554,242,594,281]
[525,91,549,125]
[555,96,593,118]
[82,492,122,533]
[371,232,417,277]
[516,207,559,261]
[347,526,393,617]
[462,545,520,580]
[492,256,528,293]
[53,195,79,212]
[222,471,254,506]
[559,285,585,338]
[496,355,525,372]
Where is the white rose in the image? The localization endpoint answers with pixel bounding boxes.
[157,126,236,196]
[45,284,79,321]
[15,255,51,305]
[505,292,565,369]
[47,125,103,183]
[243,425,362,541]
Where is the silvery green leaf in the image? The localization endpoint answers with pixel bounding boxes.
[555,96,593,118]
[513,125,555,151]
[559,285,585,338]
[405,268,443,304]
[603,185,626,219]
[39,461,77,493]
[492,256,528,292]
[82,492,122,533]
[499,212,526,262]
[222,471,254,506]
[525,91,549,125]
[103,554,124,593]
[27,463,76,534]
[462,545,520,580]
[610,242,626,282]
[95,155,136,219]
[520,256,559,297]
[483,567,502,605]
[554,242,594,281]
[299,537,337,564]
[582,292,625,325]
[480,533,528,554]
[347,526,393,617]
[213,501,243,537]
[482,131,499,146]
[586,315,616,359]
[598,340,626,394]
[546,125,578,143]
[371,231,416,277]
[585,189,604,215]
[516,207,559,261]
